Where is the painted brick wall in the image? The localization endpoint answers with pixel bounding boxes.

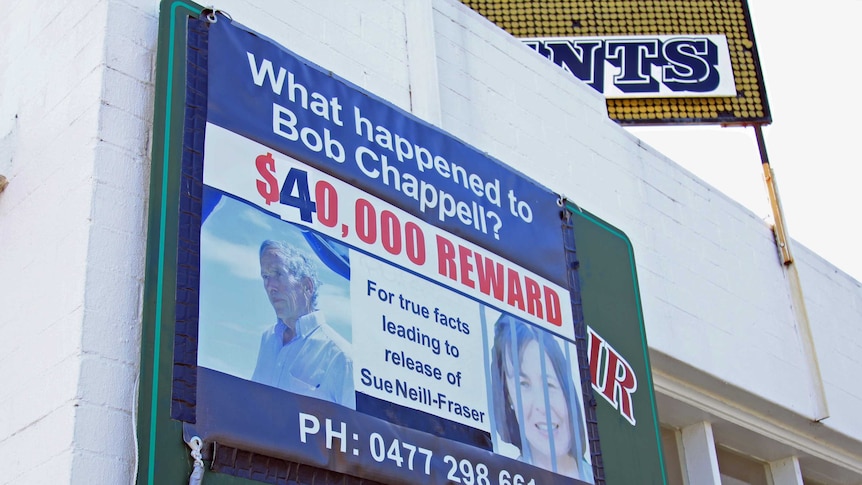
[1,0,860,483]
[1,0,107,482]
[71,1,158,482]
[795,244,862,435]
[0,0,154,482]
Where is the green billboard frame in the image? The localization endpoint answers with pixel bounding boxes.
[137,1,204,483]
[567,203,667,484]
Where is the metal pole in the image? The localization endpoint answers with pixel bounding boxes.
[753,125,828,420]
[754,124,793,264]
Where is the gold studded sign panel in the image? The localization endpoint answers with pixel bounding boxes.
[461,0,771,126]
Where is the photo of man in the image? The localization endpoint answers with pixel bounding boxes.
[252,240,355,408]
[197,190,355,409]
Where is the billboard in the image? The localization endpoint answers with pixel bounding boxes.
[138,3,667,485]
[140,7,603,485]
[461,0,772,125]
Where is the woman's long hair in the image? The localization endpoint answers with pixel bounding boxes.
[490,314,586,461]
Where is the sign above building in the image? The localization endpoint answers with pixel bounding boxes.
[461,0,771,126]
[524,35,736,98]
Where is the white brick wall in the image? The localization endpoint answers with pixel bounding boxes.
[1,0,104,481]
[795,243,862,435]
[0,0,154,482]
[1,0,860,482]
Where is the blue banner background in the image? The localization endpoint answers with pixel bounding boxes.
[188,15,595,485]
[206,18,568,287]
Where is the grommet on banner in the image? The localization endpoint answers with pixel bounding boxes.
[558,194,580,221]
[201,6,232,24]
